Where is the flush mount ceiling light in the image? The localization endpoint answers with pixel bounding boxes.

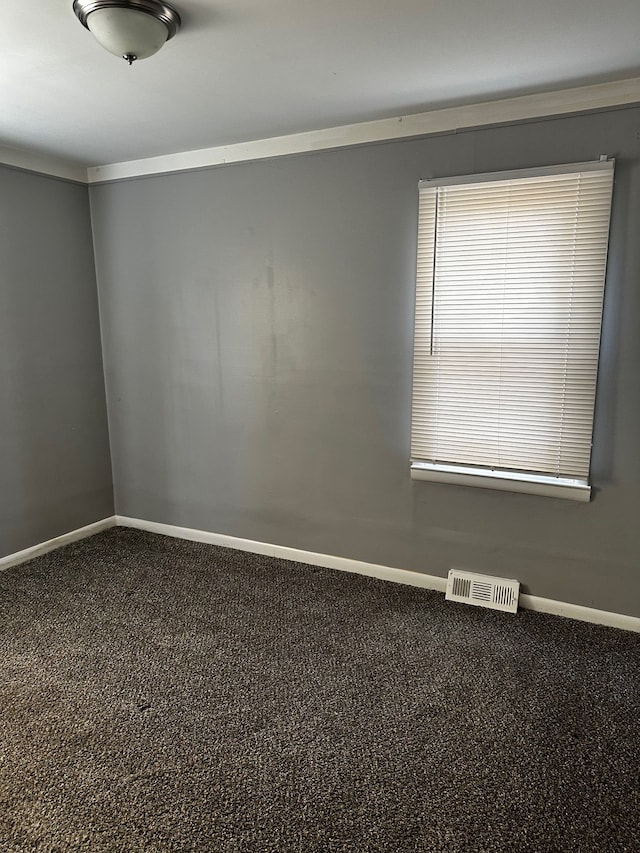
[73,0,181,65]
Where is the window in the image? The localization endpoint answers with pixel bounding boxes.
[410,160,614,501]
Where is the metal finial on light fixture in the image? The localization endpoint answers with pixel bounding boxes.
[73,0,181,64]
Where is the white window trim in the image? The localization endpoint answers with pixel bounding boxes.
[410,159,614,501]
[410,461,591,502]
[419,159,612,188]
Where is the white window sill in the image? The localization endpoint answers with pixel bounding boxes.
[410,462,591,502]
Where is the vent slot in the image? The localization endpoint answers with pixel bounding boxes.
[470,581,492,601]
[494,584,516,608]
[452,576,471,598]
[446,570,520,614]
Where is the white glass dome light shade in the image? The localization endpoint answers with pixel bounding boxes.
[86,7,169,60]
[73,0,181,64]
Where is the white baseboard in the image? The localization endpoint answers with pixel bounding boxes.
[115,515,448,593]
[0,516,117,573]
[117,515,640,634]
[4,513,638,634]
[518,593,640,634]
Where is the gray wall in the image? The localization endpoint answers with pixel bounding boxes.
[0,166,113,557]
[90,106,640,617]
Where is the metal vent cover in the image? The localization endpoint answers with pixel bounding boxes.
[446,569,520,614]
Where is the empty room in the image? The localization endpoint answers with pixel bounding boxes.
[1,1,639,851]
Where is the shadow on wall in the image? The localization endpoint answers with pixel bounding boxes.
[591,158,637,487]
[0,168,112,556]
[591,158,630,480]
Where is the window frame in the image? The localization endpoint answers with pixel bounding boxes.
[410,159,615,502]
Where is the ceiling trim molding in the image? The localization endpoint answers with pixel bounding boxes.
[87,77,640,184]
[0,146,87,184]
[2,78,638,185]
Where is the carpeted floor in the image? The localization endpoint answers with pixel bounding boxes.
[0,528,639,852]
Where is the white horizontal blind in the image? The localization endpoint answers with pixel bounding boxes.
[411,161,614,486]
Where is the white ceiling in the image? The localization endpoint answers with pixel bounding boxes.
[2,0,640,169]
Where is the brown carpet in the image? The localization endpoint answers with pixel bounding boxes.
[0,527,639,852]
